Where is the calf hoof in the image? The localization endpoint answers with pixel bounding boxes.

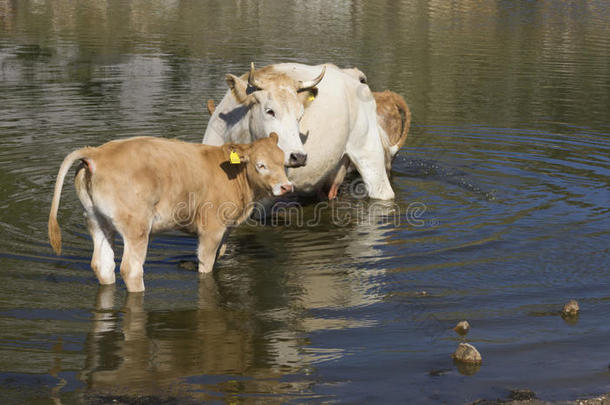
[123,278,145,293]
[198,262,214,274]
[97,274,116,285]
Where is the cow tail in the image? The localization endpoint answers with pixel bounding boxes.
[48,147,94,255]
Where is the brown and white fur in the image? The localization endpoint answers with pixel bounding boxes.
[48,133,292,292]
[206,86,410,200]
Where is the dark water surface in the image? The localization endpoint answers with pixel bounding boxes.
[1,1,609,403]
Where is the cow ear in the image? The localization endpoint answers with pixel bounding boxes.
[226,74,257,106]
[298,87,318,108]
[239,149,250,163]
[226,144,250,164]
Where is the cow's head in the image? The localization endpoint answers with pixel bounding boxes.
[225,63,326,168]
[227,132,294,197]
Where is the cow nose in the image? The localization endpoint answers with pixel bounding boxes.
[280,183,294,194]
[288,152,307,167]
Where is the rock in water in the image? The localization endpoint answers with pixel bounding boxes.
[562,299,579,317]
[452,343,482,364]
[509,389,537,400]
[454,320,470,335]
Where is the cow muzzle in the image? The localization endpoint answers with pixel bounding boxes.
[273,182,294,196]
[287,152,307,168]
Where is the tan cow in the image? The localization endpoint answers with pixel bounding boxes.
[48,133,292,292]
[206,86,410,200]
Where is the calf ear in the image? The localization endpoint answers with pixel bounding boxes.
[226,144,250,164]
[226,74,256,106]
[269,132,279,144]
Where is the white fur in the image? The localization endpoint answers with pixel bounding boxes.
[203,63,394,199]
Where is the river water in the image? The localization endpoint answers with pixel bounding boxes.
[0,1,609,404]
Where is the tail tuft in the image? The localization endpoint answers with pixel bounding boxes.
[47,147,93,255]
[48,216,62,255]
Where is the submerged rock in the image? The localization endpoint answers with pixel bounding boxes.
[178,261,197,271]
[509,389,537,400]
[562,299,580,318]
[452,343,482,364]
[454,320,470,335]
[428,368,452,377]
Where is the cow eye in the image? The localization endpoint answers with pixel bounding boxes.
[265,108,275,118]
[256,162,267,170]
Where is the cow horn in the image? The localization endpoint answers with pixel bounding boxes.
[298,65,326,92]
[248,62,263,90]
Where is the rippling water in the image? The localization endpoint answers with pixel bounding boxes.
[1,1,609,403]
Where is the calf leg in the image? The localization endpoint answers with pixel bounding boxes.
[75,166,116,285]
[197,228,225,274]
[86,215,116,285]
[119,235,149,292]
[115,217,151,293]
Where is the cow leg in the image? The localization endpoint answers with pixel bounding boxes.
[86,215,116,285]
[327,155,351,200]
[75,166,116,285]
[197,227,225,274]
[119,234,148,293]
[216,228,232,259]
[116,217,151,293]
[346,129,395,200]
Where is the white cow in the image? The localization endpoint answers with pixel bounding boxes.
[203,63,394,200]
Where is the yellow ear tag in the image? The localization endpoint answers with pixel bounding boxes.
[230,150,241,164]
[308,94,315,102]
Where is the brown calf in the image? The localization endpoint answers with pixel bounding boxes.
[48,133,292,292]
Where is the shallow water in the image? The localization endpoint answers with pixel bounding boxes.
[1,1,609,403]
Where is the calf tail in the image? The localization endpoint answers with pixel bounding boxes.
[48,147,94,255]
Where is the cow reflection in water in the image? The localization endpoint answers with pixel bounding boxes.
[80,205,393,400]
[81,281,306,401]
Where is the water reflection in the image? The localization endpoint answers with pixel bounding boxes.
[79,204,392,401]
[82,284,299,401]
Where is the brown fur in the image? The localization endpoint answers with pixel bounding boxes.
[48,134,290,292]
[225,65,317,109]
[374,90,411,152]
[206,99,216,115]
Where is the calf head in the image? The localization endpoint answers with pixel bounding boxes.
[225,63,326,168]
[228,133,293,197]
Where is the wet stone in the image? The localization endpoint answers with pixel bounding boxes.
[509,389,537,400]
[452,343,482,364]
[454,320,470,335]
[562,299,579,318]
